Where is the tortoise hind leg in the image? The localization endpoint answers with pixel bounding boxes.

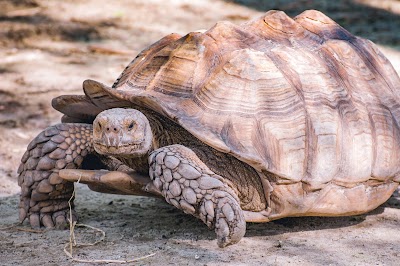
[147,144,246,247]
[18,123,94,228]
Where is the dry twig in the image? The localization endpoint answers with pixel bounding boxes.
[64,177,156,263]
[0,222,21,231]
[0,222,46,233]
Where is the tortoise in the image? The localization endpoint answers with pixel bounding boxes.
[18,10,400,247]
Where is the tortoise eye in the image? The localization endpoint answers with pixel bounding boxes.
[128,122,135,130]
[97,122,102,130]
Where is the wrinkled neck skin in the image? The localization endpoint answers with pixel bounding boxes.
[116,151,151,175]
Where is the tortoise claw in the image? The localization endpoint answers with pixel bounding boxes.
[149,144,246,247]
[17,123,93,229]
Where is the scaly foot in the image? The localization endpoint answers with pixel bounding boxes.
[147,144,246,247]
[18,123,94,228]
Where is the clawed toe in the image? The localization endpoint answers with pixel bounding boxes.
[17,124,92,229]
[214,195,246,248]
[149,145,246,247]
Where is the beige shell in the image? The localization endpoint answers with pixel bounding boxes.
[54,10,400,220]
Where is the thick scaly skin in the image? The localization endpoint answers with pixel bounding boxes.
[148,144,246,248]
[18,123,94,228]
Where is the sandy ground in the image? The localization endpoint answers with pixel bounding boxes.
[1,0,400,265]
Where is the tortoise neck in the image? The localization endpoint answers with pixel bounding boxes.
[118,152,150,175]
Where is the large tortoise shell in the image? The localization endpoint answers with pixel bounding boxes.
[54,10,400,219]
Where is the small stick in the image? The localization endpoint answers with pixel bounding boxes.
[0,222,46,233]
[63,245,156,264]
[72,223,105,247]
[64,177,156,263]
[15,227,47,233]
[67,176,80,256]
[0,222,21,230]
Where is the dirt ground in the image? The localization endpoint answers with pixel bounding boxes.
[1,0,400,265]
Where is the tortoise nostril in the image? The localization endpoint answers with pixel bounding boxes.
[113,127,117,132]
[106,127,110,131]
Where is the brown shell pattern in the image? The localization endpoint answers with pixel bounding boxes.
[54,10,400,217]
[107,10,400,185]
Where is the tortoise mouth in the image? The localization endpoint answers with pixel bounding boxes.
[93,141,146,156]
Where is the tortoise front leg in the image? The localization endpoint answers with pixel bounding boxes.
[147,144,246,247]
[18,123,94,228]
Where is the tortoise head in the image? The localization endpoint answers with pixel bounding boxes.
[93,108,153,157]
